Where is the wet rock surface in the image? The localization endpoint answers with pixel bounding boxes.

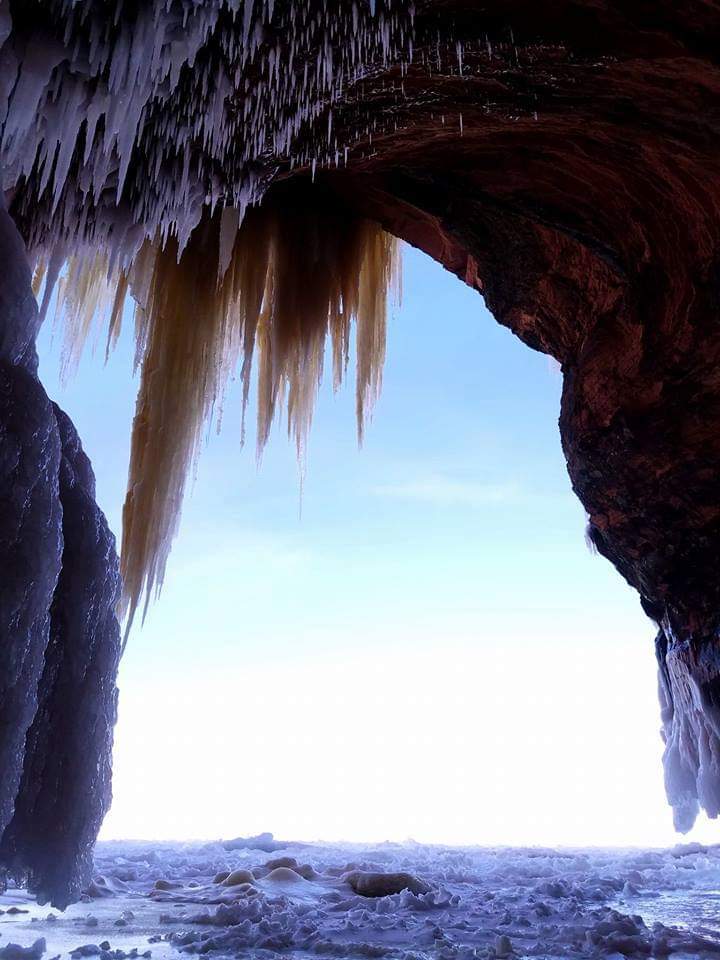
[0,206,62,852]
[0,408,121,909]
[0,204,121,907]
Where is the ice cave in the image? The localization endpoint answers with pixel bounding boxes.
[2,0,720,956]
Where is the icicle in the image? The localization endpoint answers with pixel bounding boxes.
[6,0,420,627]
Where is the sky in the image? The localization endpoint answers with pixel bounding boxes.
[37,243,720,849]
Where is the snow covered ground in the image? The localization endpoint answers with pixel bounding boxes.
[2,836,720,959]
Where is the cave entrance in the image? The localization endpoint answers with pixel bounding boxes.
[36,241,666,848]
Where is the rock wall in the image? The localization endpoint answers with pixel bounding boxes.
[0,199,121,908]
[0,202,62,859]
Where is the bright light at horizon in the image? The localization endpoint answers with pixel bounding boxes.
[101,629,719,850]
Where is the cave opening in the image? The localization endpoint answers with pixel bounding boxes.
[3,0,720,952]
[34,241,680,849]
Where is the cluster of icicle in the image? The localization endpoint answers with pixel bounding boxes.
[36,192,401,633]
[0,0,411,629]
[2,0,415,258]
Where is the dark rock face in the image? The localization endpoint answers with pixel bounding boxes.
[0,359,62,853]
[0,204,63,852]
[0,203,121,907]
[0,407,122,907]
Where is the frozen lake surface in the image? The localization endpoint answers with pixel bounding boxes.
[2,837,720,958]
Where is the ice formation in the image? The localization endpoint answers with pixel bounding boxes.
[5,837,720,958]
[115,189,398,625]
[3,0,410,622]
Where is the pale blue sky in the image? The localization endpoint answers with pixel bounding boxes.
[36,244,716,847]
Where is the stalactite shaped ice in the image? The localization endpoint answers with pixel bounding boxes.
[3,0,411,623]
[113,190,399,628]
[4,0,415,266]
[656,629,720,834]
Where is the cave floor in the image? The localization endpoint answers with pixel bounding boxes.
[2,839,720,959]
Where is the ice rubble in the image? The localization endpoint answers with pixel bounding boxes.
[0,939,46,960]
[4,838,720,959]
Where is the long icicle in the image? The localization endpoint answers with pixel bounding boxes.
[47,190,400,631]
